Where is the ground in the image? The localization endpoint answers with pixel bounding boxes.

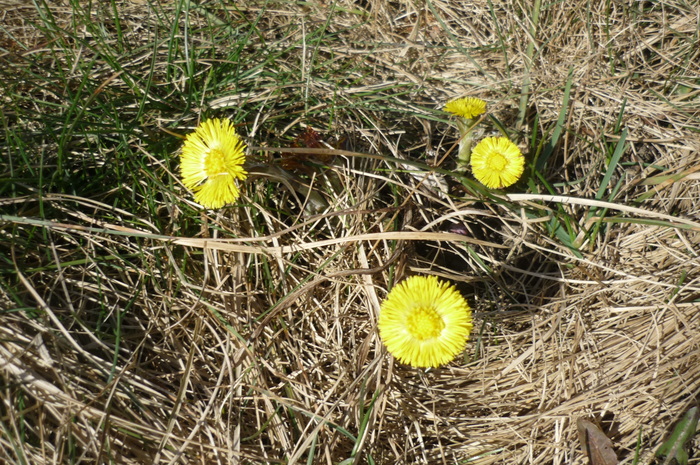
[1,1,699,464]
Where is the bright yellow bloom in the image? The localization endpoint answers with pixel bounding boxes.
[378,275,473,368]
[180,118,248,208]
[470,137,524,189]
[444,97,487,120]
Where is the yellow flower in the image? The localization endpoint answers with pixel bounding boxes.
[378,275,473,368]
[444,97,487,120]
[470,136,524,189]
[180,118,248,208]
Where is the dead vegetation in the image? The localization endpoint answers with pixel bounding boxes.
[1,0,699,464]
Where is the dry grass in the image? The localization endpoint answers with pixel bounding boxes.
[1,0,700,464]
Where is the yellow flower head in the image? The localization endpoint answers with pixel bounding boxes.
[378,275,473,368]
[444,97,487,120]
[180,118,248,209]
[470,136,524,189]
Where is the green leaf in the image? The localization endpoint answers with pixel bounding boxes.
[656,407,699,465]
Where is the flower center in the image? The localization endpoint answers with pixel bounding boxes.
[204,148,228,176]
[406,306,445,341]
[487,152,507,171]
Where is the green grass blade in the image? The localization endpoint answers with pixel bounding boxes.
[535,67,574,173]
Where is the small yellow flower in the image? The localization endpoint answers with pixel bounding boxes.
[444,97,487,120]
[180,118,248,209]
[378,275,473,368]
[470,136,524,189]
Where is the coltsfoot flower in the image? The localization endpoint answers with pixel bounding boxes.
[470,136,524,189]
[444,97,487,120]
[180,118,248,208]
[378,275,473,368]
